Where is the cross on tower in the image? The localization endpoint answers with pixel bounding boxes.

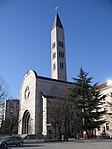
[55,6,58,13]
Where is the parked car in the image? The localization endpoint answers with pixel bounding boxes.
[99,133,110,139]
[0,136,24,148]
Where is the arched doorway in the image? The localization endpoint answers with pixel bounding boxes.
[22,110,31,134]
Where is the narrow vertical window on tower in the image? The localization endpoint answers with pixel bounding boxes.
[59,51,61,57]
[59,51,64,58]
[53,52,56,59]
[52,42,55,49]
[53,63,56,70]
[62,62,64,69]
[60,62,64,69]
[61,52,64,58]
[58,41,64,48]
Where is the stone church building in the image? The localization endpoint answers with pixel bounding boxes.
[18,12,73,137]
[18,12,112,138]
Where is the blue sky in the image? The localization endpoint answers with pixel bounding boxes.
[0,0,112,98]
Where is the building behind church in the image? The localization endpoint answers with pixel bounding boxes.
[97,81,112,136]
[0,99,19,134]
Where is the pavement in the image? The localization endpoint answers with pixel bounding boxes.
[11,139,112,149]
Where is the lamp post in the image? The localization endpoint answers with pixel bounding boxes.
[47,124,51,141]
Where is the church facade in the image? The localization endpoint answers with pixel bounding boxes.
[18,12,73,137]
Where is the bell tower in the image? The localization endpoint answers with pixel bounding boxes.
[51,12,67,81]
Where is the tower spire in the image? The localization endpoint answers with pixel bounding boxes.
[52,10,63,29]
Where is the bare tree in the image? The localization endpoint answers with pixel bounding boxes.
[0,114,19,135]
[0,75,9,134]
[0,76,8,102]
[0,76,8,122]
[48,98,64,140]
[47,96,77,141]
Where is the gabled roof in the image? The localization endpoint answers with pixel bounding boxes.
[97,82,107,89]
[52,12,63,29]
[97,81,112,90]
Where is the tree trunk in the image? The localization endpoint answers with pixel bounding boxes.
[86,129,89,139]
[53,124,56,139]
[58,125,62,141]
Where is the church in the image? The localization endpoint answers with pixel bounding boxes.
[18,12,74,137]
[18,12,112,138]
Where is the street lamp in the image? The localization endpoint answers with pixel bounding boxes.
[47,124,51,141]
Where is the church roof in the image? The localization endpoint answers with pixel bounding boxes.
[28,70,74,85]
[37,75,73,85]
[52,12,63,29]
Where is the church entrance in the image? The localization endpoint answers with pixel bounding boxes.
[22,110,31,134]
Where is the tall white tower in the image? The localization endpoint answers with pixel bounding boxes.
[51,12,67,81]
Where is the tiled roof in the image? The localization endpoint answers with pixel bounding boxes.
[97,82,107,89]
